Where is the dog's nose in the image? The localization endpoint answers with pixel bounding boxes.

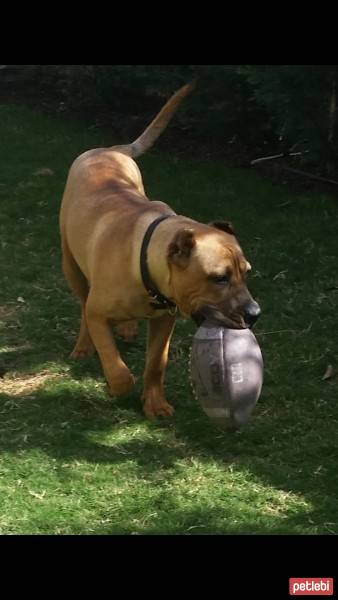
[243,302,261,326]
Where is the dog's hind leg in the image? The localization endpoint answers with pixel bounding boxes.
[114,320,139,342]
[61,240,95,358]
[85,290,135,396]
[70,308,96,358]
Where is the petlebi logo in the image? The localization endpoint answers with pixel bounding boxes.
[289,578,334,596]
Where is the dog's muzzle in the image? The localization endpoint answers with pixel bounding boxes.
[192,299,261,329]
[242,301,261,327]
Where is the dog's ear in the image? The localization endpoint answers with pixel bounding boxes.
[168,228,196,268]
[209,220,235,236]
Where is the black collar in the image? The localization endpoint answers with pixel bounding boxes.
[140,215,177,311]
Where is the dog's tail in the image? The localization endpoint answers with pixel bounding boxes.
[111,81,196,158]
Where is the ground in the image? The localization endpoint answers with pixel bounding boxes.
[0,98,338,535]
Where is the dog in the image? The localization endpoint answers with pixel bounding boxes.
[59,81,261,418]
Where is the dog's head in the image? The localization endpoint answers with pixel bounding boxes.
[167,220,261,328]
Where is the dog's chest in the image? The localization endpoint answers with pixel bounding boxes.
[106,289,170,321]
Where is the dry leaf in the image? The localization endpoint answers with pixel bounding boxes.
[273,270,288,281]
[28,490,46,500]
[322,364,336,380]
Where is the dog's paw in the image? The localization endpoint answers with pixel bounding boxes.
[70,344,95,359]
[143,392,175,419]
[107,371,136,397]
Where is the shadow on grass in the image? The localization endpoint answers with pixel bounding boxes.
[83,507,327,535]
[1,373,338,534]
[0,318,146,382]
[1,299,338,535]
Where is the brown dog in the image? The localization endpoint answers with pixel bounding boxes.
[59,82,260,418]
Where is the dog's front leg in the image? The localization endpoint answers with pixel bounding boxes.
[85,301,135,396]
[142,313,176,418]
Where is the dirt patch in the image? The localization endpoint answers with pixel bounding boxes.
[0,304,19,320]
[0,370,66,396]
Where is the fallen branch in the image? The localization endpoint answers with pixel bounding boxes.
[255,329,296,336]
[251,153,338,187]
[280,167,338,187]
[250,151,306,166]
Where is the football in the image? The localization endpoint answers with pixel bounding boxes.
[190,320,263,430]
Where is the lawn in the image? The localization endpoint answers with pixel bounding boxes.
[0,104,338,535]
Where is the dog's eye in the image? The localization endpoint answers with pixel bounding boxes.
[210,274,229,285]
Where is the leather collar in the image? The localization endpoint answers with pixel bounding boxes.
[140,215,177,311]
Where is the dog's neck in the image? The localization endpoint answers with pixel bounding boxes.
[146,215,195,307]
[140,215,176,310]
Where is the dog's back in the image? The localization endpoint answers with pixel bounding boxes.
[63,79,195,200]
[60,81,195,284]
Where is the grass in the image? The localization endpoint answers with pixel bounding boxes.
[1,103,338,535]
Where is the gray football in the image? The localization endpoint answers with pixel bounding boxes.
[190,320,263,430]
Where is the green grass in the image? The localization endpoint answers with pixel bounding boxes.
[1,104,338,534]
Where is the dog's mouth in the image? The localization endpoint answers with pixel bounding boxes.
[191,306,248,329]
